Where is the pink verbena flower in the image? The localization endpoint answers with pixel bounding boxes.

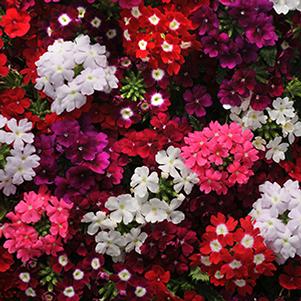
[15,191,46,223]
[2,190,72,262]
[181,121,258,195]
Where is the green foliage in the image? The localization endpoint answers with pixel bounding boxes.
[39,266,59,292]
[98,281,118,300]
[30,98,51,119]
[254,65,270,84]
[0,69,23,90]
[120,71,146,102]
[260,47,277,67]
[286,78,301,98]
[92,0,120,19]
[189,267,210,282]
[0,144,10,169]
[188,115,203,131]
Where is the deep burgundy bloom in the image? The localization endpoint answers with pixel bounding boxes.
[219,41,242,69]
[183,85,212,118]
[245,14,278,48]
[218,80,242,106]
[66,166,96,192]
[52,120,80,148]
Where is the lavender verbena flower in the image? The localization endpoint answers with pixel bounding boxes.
[183,85,212,118]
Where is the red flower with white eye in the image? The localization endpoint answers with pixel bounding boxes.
[200,233,228,264]
[0,8,31,38]
[120,3,198,75]
[195,214,276,296]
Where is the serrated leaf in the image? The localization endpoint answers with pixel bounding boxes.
[286,78,301,98]
[189,267,210,282]
[260,47,277,67]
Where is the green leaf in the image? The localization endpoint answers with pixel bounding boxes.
[260,47,277,67]
[254,65,270,84]
[286,78,301,98]
[188,115,202,131]
[189,267,210,282]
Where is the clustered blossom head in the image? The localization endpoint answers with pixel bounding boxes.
[34,118,110,197]
[181,121,258,195]
[0,115,40,196]
[192,0,277,70]
[250,180,301,264]
[82,146,198,259]
[191,213,276,296]
[272,0,301,14]
[1,0,301,300]
[35,34,119,114]
[2,189,73,262]
[120,4,199,75]
[229,96,301,163]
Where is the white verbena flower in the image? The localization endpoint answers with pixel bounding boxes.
[81,211,116,235]
[95,230,126,257]
[124,227,148,254]
[105,194,139,225]
[155,146,185,178]
[5,118,34,149]
[53,82,87,114]
[0,170,16,196]
[272,0,300,14]
[165,198,185,224]
[173,168,199,195]
[130,166,159,198]
[267,97,295,125]
[265,137,289,163]
[141,198,168,223]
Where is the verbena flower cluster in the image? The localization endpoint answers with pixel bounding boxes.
[191,214,276,296]
[120,4,199,75]
[2,188,72,262]
[82,146,198,259]
[250,180,301,264]
[181,121,258,195]
[0,114,40,196]
[0,0,301,300]
[35,35,119,114]
[229,97,301,163]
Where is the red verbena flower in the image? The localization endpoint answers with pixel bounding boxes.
[0,8,31,38]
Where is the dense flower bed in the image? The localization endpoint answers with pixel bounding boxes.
[0,0,300,300]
